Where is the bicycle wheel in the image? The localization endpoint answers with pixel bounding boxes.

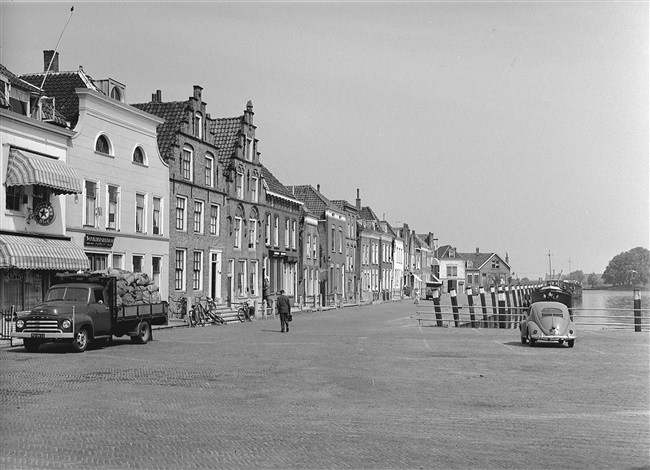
[237,306,247,322]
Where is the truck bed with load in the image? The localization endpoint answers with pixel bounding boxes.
[12,271,167,353]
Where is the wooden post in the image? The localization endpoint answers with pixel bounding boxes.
[433,289,443,327]
[466,286,476,328]
[634,289,642,332]
[498,287,506,329]
[479,286,488,327]
[272,298,277,318]
[450,289,460,327]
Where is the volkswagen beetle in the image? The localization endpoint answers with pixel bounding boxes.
[520,285,576,347]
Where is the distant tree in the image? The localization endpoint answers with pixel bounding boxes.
[587,272,600,289]
[602,247,650,286]
[521,277,530,283]
[566,270,585,285]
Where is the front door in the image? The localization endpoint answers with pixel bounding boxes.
[210,251,222,302]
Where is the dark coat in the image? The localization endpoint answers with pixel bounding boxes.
[276,294,291,314]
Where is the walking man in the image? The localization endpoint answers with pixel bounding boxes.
[276,290,291,333]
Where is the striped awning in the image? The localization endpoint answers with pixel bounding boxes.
[5,148,82,194]
[0,235,89,271]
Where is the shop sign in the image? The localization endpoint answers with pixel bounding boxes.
[84,234,114,248]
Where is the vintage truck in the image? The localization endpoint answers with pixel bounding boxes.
[12,272,167,353]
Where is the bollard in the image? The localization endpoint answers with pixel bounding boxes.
[505,286,512,328]
[433,290,443,327]
[634,289,641,332]
[479,286,488,326]
[498,287,506,329]
[490,286,497,328]
[450,289,460,327]
[466,287,476,328]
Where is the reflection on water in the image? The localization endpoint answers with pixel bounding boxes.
[573,290,647,328]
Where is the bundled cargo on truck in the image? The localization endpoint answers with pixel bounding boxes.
[92,268,161,307]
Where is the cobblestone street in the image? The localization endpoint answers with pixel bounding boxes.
[1,301,649,470]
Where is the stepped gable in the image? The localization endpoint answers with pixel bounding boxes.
[260,164,295,200]
[21,69,98,128]
[211,116,242,165]
[131,100,189,163]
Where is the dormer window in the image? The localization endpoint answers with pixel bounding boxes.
[110,86,123,102]
[95,134,111,155]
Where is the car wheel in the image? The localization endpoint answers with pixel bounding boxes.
[71,328,89,353]
[23,339,41,353]
[521,336,527,344]
[567,339,575,348]
[131,321,151,344]
[529,338,536,347]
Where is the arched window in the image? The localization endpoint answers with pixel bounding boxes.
[95,135,110,154]
[110,86,123,102]
[133,146,145,164]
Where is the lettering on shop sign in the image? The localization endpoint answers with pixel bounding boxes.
[84,234,114,248]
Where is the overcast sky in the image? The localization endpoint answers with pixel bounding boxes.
[2,1,648,279]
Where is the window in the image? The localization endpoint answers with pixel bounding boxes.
[251,176,258,202]
[107,185,120,230]
[153,197,162,235]
[193,201,203,233]
[492,259,500,269]
[331,226,335,251]
[133,146,145,164]
[313,235,317,259]
[181,147,192,180]
[236,172,244,199]
[135,193,146,233]
[5,185,23,211]
[152,257,161,287]
[250,261,258,296]
[205,155,213,187]
[210,204,220,236]
[248,219,257,249]
[291,220,297,249]
[133,255,143,273]
[95,135,110,154]
[339,227,343,253]
[234,217,242,249]
[246,136,254,161]
[273,216,279,247]
[237,260,247,296]
[265,213,271,245]
[112,254,123,269]
[84,180,98,227]
[195,113,202,139]
[447,265,458,277]
[285,219,290,248]
[175,250,186,291]
[176,196,187,231]
[88,253,108,271]
[193,251,203,290]
[307,235,311,259]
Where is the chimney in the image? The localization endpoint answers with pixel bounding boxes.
[193,85,202,101]
[151,90,162,102]
[43,50,59,73]
[317,184,320,193]
[476,247,479,254]
[356,189,361,210]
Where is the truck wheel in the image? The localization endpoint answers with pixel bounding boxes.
[131,321,151,344]
[23,339,41,353]
[71,328,89,353]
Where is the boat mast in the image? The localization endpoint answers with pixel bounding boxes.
[547,250,553,280]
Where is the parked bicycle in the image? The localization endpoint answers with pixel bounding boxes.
[196,296,226,325]
[237,300,253,322]
[167,296,188,322]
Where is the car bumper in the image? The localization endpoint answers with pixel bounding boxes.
[530,334,575,342]
[11,332,74,340]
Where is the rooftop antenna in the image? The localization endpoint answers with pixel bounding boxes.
[40,6,75,90]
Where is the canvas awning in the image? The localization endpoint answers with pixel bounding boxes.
[0,235,89,271]
[5,148,82,194]
[413,274,423,282]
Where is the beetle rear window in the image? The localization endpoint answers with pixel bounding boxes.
[541,307,564,317]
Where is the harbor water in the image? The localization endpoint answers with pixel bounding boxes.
[573,289,647,329]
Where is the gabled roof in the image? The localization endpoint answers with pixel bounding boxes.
[435,245,460,258]
[286,185,340,218]
[459,251,511,271]
[379,221,397,238]
[260,164,301,205]
[1,63,41,93]
[131,100,189,162]
[20,69,98,127]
